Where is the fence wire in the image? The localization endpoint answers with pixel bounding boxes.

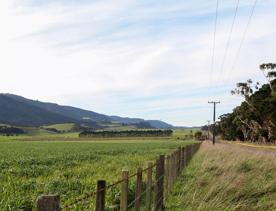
[59,143,201,211]
[125,173,164,210]
[62,162,157,209]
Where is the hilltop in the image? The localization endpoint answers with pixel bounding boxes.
[0,94,173,129]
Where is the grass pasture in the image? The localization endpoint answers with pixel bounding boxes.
[166,142,276,211]
[42,123,75,132]
[0,137,194,210]
[173,128,201,139]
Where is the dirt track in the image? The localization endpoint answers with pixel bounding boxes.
[214,140,276,157]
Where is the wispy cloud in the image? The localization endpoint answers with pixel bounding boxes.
[0,0,275,126]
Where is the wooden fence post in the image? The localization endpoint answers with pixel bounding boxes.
[186,146,189,165]
[96,180,106,211]
[188,145,192,163]
[160,155,165,211]
[178,147,181,175]
[120,170,129,211]
[165,155,170,198]
[176,148,179,176]
[175,150,178,176]
[180,147,183,170]
[183,147,187,167]
[145,162,153,211]
[176,150,178,176]
[154,157,160,211]
[173,152,176,185]
[155,155,165,211]
[174,151,177,181]
[135,168,143,211]
[36,194,61,211]
[182,147,185,169]
[168,154,173,193]
[192,144,195,156]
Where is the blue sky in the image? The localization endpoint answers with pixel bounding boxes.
[0,0,275,126]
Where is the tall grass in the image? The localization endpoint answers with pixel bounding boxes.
[166,142,276,211]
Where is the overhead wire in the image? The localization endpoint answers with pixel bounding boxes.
[209,0,220,90]
[227,0,258,83]
[215,0,240,88]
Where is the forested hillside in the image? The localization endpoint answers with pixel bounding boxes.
[0,94,173,129]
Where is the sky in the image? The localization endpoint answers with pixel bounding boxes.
[0,0,275,126]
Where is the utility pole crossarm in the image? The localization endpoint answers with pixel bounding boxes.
[208,101,221,104]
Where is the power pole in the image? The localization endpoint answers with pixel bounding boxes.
[207,120,210,140]
[208,101,220,145]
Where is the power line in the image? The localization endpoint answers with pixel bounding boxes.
[216,0,240,87]
[209,0,220,88]
[227,0,258,81]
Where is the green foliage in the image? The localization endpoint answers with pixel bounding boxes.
[219,63,276,143]
[218,82,276,142]
[0,126,25,135]
[237,160,255,173]
[218,113,244,141]
[194,131,203,140]
[0,138,193,210]
[79,130,173,137]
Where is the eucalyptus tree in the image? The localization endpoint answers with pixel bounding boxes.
[260,63,276,94]
[218,63,276,143]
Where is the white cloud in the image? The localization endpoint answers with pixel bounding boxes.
[0,0,275,125]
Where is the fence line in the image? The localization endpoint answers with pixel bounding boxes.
[36,142,201,211]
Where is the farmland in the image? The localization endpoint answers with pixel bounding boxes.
[0,136,194,210]
[42,123,75,132]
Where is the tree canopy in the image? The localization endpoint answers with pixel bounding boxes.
[217,63,276,143]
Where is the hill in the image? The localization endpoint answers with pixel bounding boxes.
[0,94,76,127]
[0,94,173,129]
[109,116,173,129]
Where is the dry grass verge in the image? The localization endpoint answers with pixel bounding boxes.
[166,142,276,211]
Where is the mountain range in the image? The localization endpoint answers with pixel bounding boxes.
[0,94,173,129]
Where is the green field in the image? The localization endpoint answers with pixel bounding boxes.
[42,123,75,132]
[0,137,194,210]
[173,128,201,139]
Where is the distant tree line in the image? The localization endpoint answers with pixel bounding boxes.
[0,126,25,136]
[194,131,205,140]
[79,130,173,138]
[216,63,276,143]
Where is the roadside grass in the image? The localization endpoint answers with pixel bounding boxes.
[166,142,276,211]
[221,140,276,151]
[0,138,194,210]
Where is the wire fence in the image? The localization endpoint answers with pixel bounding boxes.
[36,142,202,211]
